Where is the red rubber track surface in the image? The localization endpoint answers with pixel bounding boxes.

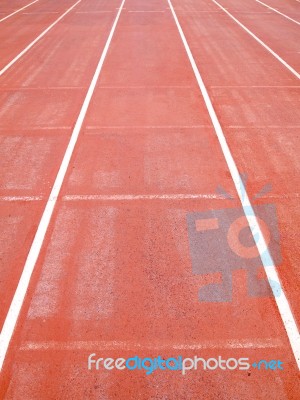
[172,0,300,325]
[0,0,86,69]
[211,0,299,70]
[0,0,299,398]
[0,1,37,14]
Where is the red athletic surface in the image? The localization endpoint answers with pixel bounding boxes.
[0,0,299,398]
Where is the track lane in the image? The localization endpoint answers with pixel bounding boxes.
[0,0,123,358]
[0,0,299,398]
[169,5,296,86]
[255,0,300,25]
[0,7,120,88]
[172,0,300,362]
[211,0,300,72]
[169,0,300,373]
[0,0,39,23]
[258,0,300,18]
[0,0,82,72]
[0,1,37,13]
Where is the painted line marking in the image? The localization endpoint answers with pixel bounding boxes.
[0,0,39,22]
[256,0,300,25]
[20,338,284,351]
[210,0,300,79]
[128,10,165,13]
[98,85,194,88]
[0,193,298,203]
[0,0,82,77]
[0,0,126,372]
[168,0,300,370]
[257,193,300,199]
[0,126,72,132]
[172,10,273,15]
[22,12,60,15]
[0,87,86,91]
[227,125,300,128]
[85,125,211,130]
[63,194,227,201]
[175,10,222,12]
[75,11,114,14]
[0,196,43,202]
[211,85,300,88]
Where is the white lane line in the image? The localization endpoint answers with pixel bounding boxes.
[22,12,59,15]
[0,0,39,22]
[0,0,82,77]
[181,11,272,14]
[0,193,298,202]
[211,85,300,88]
[0,126,72,131]
[128,10,165,13]
[228,125,300,128]
[0,196,43,202]
[173,11,225,13]
[0,86,86,91]
[20,338,283,351]
[210,0,300,80]
[75,11,113,14]
[85,125,211,129]
[98,85,193,88]
[0,0,126,372]
[256,0,300,25]
[257,193,300,199]
[168,0,300,370]
[63,194,227,201]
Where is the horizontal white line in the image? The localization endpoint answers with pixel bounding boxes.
[63,194,226,201]
[228,11,272,14]
[20,338,284,351]
[128,10,165,13]
[0,193,297,202]
[75,11,113,14]
[0,196,43,202]
[0,126,72,132]
[227,125,300,129]
[0,87,86,91]
[22,11,59,15]
[174,10,271,14]
[256,0,300,25]
[97,85,193,89]
[85,125,211,129]
[257,193,300,199]
[176,11,225,13]
[211,85,300,88]
[0,0,39,22]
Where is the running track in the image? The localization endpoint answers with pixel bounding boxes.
[0,0,299,398]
